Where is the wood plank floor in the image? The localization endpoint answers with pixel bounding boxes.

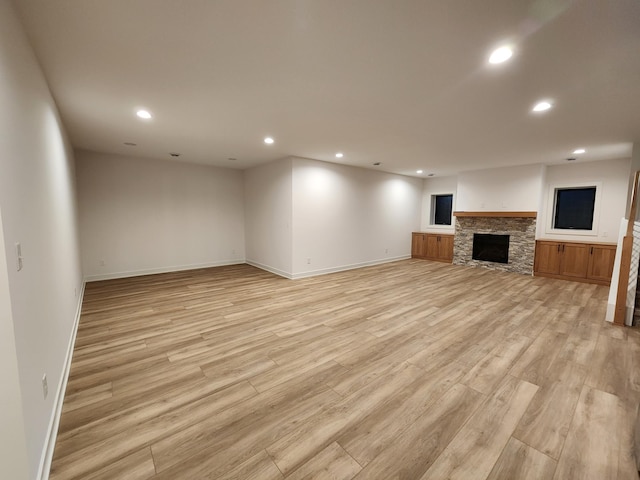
[50,260,640,479]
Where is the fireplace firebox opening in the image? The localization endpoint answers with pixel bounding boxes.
[472,233,510,264]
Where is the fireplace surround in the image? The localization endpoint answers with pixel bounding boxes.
[453,212,536,275]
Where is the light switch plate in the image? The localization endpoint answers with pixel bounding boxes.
[15,242,23,271]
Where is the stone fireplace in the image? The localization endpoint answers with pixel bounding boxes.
[453,212,536,275]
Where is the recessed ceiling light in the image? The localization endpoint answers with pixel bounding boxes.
[335,153,344,158]
[532,101,552,112]
[136,109,152,119]
[264,137,274,144]
[169,152,180,157]
[567,157,577,162]
[228,157,237,161]
[416,170,423,174]
[572,148,586,154]
[123,142,137,146]
[488,46,513,64]
[428,173,435,177]
[373,162,381,166]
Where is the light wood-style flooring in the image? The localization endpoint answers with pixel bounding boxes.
[50,259,640,479]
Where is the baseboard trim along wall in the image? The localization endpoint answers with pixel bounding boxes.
[291,255,411,280]
[245,260,293,279]
[84,259,246,282]
[38,280,86,480]
[248,255,411,280]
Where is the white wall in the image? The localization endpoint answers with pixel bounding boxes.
[420,175,458,233]
[457,164,545,212]
[539,158,630,243]
[0,1,83,477]
[291,157,422,277]
[77,151,246,280]
[243,158,293,277]
[0,207,29,480]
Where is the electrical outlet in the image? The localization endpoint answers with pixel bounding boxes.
[232,249,236,255]
[74,287,77,297]
[603,231,608,237]
[385,248,389,254]
[42,374,48,399]
[307,258,311,265]
[99,259,105,267]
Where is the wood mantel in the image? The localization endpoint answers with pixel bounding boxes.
[453,211,537,218]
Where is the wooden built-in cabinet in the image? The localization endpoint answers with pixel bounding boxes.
[412,232,454,263]
[534,240,616,285]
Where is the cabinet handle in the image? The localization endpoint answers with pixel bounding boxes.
[590,246,593,255]
[562,244,565,252]
[557,244,561,253]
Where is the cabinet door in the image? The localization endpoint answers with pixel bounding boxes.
[438,235,454,261]
[411,233,426,258]
[560,243,589,278]
[587,245,616,282]
[425,235,439,259]
[535,242,562,274]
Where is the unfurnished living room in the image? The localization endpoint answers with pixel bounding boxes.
[2,1,640,479]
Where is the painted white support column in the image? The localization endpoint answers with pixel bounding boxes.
[606,218,638,326]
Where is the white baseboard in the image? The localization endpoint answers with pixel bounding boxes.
[87,256,411,284]
[605,302,634,326]
[245,260,293,279]
[84,259,246,282]
[37,280,86,480]
[247,255,410,280]
[291,255,410,279]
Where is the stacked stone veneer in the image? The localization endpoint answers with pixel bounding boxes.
[453,216,536,275]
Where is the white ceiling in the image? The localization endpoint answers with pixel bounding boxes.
[13,0,640,177]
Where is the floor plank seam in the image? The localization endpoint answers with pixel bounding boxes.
[149,446,159,475]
